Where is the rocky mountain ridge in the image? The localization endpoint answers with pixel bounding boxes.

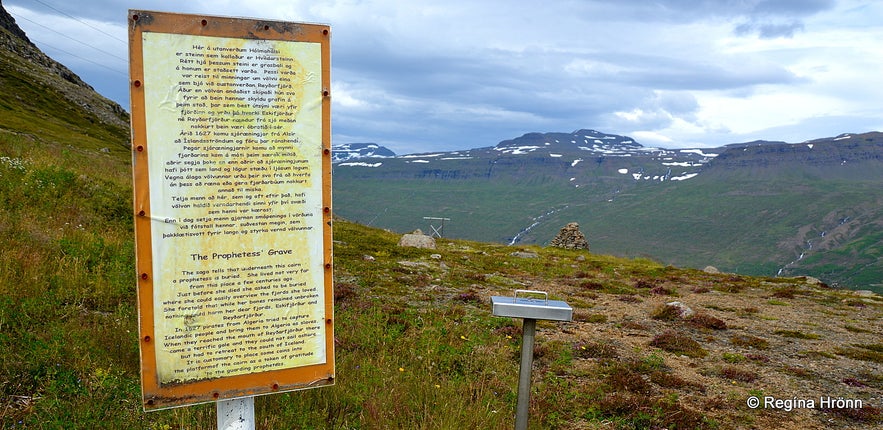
[0,1,128,132]
[332,142,396,163]
[337,129,883,183]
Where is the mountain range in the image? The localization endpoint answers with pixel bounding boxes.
[332,130,883,292]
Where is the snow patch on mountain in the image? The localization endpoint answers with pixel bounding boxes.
[339,162,383,167]
[333,143,396,163]
[671,173,699,181]
[679,149,719,158]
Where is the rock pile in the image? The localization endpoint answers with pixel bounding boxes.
[549,222,590,251]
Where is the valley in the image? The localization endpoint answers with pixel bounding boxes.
[333,130,883,292]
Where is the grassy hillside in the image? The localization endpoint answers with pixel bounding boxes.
[530,166,883,291]
[1,129,881,428]
[0,26,129,158]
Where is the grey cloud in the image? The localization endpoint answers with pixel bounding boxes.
[593,0,833,40]
[595,0,835,19]
[749,0,835,17]
[735,20,805,38]
[654,91,699,118]
[601,53,805,91]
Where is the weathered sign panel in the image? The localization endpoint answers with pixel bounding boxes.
[128,10,333,410]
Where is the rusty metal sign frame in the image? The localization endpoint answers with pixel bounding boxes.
[128,10,333,410]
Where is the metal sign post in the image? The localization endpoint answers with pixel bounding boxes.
[491,290,572,430]
[217,397,254,430]
[422,216,450,238]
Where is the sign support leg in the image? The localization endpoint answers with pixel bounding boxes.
[515,318,536,430]
[217,396,255,430]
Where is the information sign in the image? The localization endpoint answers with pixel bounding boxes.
[128,10,333,410]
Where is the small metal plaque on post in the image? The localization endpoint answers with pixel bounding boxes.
[491,290,571,430]
[491,290,573,321]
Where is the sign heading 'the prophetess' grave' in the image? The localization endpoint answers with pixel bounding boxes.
[128,10,333,410]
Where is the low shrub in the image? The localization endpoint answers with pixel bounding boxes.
[730,334,769,349]
[689,313,727,330]
[649,330,707,358]
[579,312,608,323]
[649,285,675,295]
[573,341,619,359]
[650,370,706,393]
[719,366,758,383]
[650,304,684,321]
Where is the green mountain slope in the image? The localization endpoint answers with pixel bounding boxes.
[334,133,883,292]
[0,5,129,156]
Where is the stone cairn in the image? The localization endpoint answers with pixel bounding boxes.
[549,222,590,251]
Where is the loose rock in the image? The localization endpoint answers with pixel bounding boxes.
[398,229,436,249]
[664,301,695,318]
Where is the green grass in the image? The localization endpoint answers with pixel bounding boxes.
[722,352,746,363]
[0,132,140,426]
[774,330,821,340]
[833,344,883,364]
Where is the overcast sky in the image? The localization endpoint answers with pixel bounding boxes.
[6,0,883,154]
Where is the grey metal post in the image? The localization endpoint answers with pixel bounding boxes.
[217,396,255,430]
[491,290,571,430]
[515,318,537,430]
